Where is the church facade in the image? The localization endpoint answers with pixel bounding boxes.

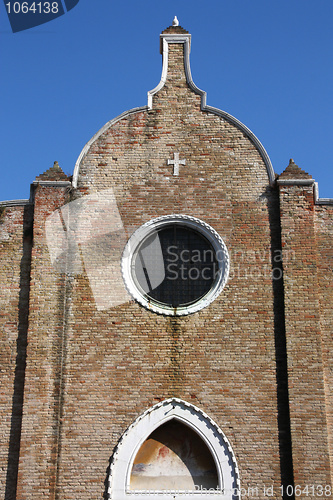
[0,21,332,500]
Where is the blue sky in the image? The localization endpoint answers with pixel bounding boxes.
[0,0,332,201]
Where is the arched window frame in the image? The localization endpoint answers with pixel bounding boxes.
[121,214,230,316]
[107,398,240,500]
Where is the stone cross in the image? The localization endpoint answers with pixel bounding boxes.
[167,152,186,176]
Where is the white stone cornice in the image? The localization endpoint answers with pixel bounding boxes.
[72,106,148,188]
[148,34,203,110]
[147,32,275,186]
[32,180,72,187]
[0,199,31,207]
[159,33,192,54]
[277,179,333,205]
[204,105,275,185]
[314,182,333,205]
[73,31,276,188]
[277,178,315,186]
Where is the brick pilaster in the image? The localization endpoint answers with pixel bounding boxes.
[278,160,331,493]
[17,175,71,500]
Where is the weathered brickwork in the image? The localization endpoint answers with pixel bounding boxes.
[279,178,331,489]
[315,204,333,477]
[0,203,33,500]
[0,23,331,500]
[16,182,71,499]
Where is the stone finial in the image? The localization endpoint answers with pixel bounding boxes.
[52,161,61,170]
[279,158,312,180]
[35,161,71,181]
[161,22,189,35]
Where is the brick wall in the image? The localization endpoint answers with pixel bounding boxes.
[315,203,333,480]
[16,183,70,499]
[0,25,331,500]
[43,36,282,499]
[0,203,32,499]
[279,177,332,491]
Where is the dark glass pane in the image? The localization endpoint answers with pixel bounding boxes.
[133,224,218,308]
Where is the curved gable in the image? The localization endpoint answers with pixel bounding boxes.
[73,24,274,193]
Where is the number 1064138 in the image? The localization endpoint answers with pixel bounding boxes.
[5,2,60,14]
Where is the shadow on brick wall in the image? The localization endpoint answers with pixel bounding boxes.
[5,204,33,500]
[268,186,295,500]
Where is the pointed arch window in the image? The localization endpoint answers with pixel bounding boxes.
[107,398,240,499]
[130,419,219,491]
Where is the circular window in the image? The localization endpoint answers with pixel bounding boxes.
[122,215,229,315]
